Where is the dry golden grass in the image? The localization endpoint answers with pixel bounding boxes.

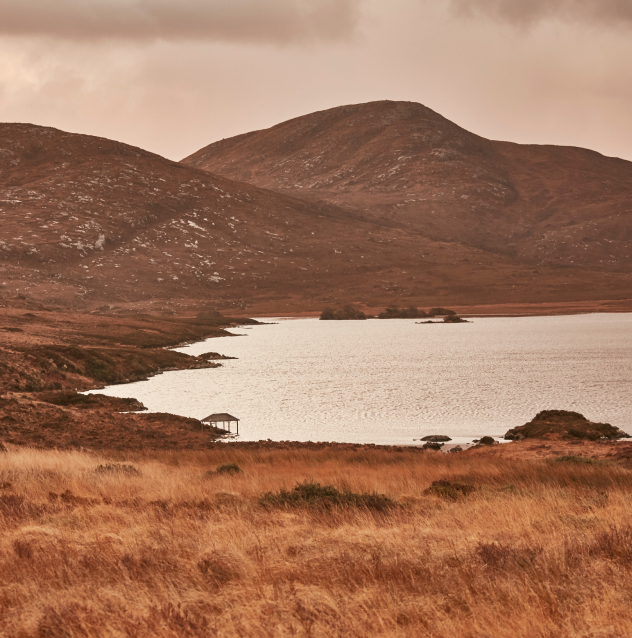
[1,445,632,637]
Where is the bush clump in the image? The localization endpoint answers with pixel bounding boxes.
[320,305,367,320]
[260,480,396,512]
[504,410,630,441]
[204,463,243,478]
[424,479,476,500]
[94,464,141,476]
[378,306,427,319]
[216,463,243,475]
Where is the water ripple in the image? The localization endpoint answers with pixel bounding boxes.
[90,314,632,445]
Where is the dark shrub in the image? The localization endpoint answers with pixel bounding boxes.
[378,306,427,319]
[320,305,367,320]
[320,308,335,320]
[424,480,476,500]
[204,463,243,478]
[568,428,600,441]
[216,463,243,475]
[479,436,496,446]
[95,464,141,476]
[260,481,396,512]
[85,358,112,382]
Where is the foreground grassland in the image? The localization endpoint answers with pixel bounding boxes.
[1,446,632,637]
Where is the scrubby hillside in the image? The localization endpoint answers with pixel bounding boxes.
[0,123,551,311]
[184,100,632,275]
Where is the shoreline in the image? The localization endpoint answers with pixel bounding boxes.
[244,298,632,319]
[2,301,631,453]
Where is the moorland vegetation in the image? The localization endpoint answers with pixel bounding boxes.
[2,445,632,637]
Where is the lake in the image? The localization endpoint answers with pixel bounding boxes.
[89,314,632,445]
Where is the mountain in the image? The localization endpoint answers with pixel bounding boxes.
[183,100,632,273]
[0,122,523,312]
[0,113,630,314]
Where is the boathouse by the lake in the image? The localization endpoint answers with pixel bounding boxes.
[201,413,239,434]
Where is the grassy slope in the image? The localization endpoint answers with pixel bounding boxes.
[2,445,632,637]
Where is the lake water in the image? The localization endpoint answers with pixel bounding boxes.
[89,314,632,445]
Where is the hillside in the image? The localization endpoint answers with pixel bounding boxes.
[0,123,457,310]
[0,119,630,313]
[183,100,632,274]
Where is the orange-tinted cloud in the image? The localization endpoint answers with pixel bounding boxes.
[446,0,632,27]
[0,0,363,43]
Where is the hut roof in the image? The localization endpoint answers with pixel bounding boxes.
[202,413,239,422]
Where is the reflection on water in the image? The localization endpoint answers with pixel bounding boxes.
[90,314,632,445]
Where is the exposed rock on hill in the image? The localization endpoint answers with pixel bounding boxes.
[2,107,632,312]
[504,410,630,441]
[183,100,632,276]
[1,122,549,310]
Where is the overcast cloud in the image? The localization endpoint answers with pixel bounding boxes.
[0,0,363,43]
[1,0,631,163]
[446,0,632,27]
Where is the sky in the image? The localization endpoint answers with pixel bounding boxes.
[1,0,632,161]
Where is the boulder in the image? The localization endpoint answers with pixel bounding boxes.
[421,435,452,442]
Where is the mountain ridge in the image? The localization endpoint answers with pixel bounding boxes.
[0,105,630,313]
[182,100,632,272]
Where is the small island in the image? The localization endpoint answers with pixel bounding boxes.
[319,305,469,322]
[320,305,367,320]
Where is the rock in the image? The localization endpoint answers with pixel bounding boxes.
[479,436,496,446]
[422,442,443,451]
[421,435,452,442]
[449,446,463,453]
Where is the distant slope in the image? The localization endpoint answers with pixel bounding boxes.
[0,123,524,310]
[183,100,632,272]
[1,121,629,313]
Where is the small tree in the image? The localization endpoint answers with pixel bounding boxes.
[320,308,335,320]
